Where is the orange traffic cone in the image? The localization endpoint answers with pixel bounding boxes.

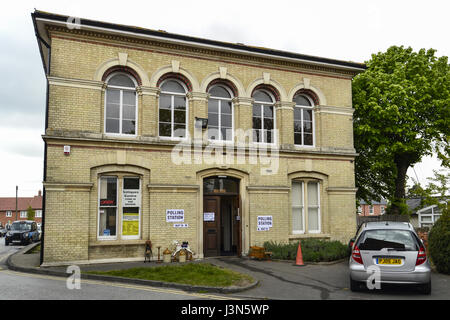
[294,242,305,266]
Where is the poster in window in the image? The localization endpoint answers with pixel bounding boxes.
[122,189,141,207]
[122,210,139,236]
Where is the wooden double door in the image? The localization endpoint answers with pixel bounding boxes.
[203,195,241,257]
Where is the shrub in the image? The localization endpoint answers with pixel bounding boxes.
[263,239,350,262]
[428,207,450,274]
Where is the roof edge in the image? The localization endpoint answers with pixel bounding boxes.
[33,10,366,72]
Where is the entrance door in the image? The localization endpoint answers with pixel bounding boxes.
[203,196,221,257]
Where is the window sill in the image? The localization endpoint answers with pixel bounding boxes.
[90,239,147,247]
[288,233,330,240]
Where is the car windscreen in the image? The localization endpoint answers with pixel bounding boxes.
[11,223,32,231]
[357,229,419,251]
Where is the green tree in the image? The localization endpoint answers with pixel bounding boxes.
[353,46,450,214]
[407,168,449,211]
[26,206,35,221]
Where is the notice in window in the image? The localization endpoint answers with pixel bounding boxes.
[257,215,273,231]
[166,209,184,223]
[122,189,141,207]
[122,211,139,236]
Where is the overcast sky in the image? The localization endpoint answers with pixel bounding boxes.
[0,0,448,197]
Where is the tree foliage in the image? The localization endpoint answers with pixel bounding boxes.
[353,46,450,214]
[26,205,35,221]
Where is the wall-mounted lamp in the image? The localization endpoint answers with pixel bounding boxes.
[195,117,208,129]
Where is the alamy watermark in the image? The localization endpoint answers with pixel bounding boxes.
[66,265,81,290]
[171,128,280,175]
[366,265,381,290]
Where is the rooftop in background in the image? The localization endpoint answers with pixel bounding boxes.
[359,199,388,205]
[0,191,43,211]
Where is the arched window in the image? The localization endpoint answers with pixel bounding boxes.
[293,94,314,146]
[105,73,138,135]
[252,90,275,143]
[159,79,188,138]
[207,85,233,141]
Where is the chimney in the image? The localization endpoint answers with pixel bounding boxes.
[38,190,42,197]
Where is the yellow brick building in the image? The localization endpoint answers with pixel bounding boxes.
[33,11,365,265]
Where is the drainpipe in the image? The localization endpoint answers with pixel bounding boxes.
[32,12,51,266]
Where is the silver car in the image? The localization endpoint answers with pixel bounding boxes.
[349,221,431,294]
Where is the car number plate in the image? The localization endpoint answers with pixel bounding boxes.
[377,258,402,265]
[12,240,21,243]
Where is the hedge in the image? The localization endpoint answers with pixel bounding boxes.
[263,239,350,262]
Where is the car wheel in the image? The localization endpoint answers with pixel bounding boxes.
[418,281,431,295]
[5,241,9,246]
[350,277,362,292]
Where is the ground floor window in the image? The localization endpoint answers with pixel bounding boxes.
[98,175,141,240]
[292,180,321,234]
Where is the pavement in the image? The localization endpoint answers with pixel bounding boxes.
[4,241,450,300]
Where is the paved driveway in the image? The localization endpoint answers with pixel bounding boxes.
[210,257,450,300]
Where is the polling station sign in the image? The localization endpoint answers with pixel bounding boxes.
[257,215,273,231]
[166,209,185,223]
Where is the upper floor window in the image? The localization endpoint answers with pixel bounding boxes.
[252,90,275,144]
[293,94,314,146]
[159,80,187,139]
[208,85,233,141]
[105,73,137,135]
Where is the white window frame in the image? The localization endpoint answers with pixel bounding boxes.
[418,205,443,228]
[121,176,142,240]
[35,210,42,218]
[307,181,321,234]
[357,206,362,215]
[293,95,315,148]
[104,72,139,137]
[369,205,374,215]
[158,79,189,141]
[291,180,321,234]
[6,211,12,217]
[207,85,234,144]
[252,90,277,146]
[380,206,385,215]
[20,211,27,218]
[98,176,119,241]
[292,181,305,234]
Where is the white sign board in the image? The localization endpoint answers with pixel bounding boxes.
[203,212,215,222]
[122,189,141,207]
[166,209,185,223]
[173,223,189,228]
[257,215,273,231]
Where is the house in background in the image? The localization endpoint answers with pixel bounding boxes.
[407,197,448,229]
[0,191,43,227]
[357,199,387,216]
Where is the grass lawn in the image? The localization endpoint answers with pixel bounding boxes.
[86,263,254,287]
[26,244,41,254]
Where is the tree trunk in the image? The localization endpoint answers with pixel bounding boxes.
[390,156,410,215]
